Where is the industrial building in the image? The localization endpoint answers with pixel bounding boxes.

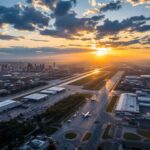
[115,92,150,116]
[46,86,66,93]
[115,93,140,115]
[40,89,57,95]
[20,137,49,150]
[0,99,21,113]
[24,93,48,102]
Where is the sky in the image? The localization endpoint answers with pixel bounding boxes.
[0,0,150,62]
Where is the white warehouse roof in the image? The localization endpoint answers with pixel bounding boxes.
[125,76,141,80]
[140,75,150,78]
[116,93,139,113]
[138,97,150,103]
[24,93,48,101]
[0,99,21,112]
[47,86,65,92]
[139,103,150,107]
[40,90,57,95]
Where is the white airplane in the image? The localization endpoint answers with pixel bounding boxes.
[82,111,92,118]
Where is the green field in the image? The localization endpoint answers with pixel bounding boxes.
[123,132,141,141]
[65,132,77,140]
[106,96,118,112]
[102,124,112,139]
[41,93,90,123]
[82,132,91,142]
[138,130,150,139]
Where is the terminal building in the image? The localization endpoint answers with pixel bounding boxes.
[115,93,139,116]
[0,99,21,113]
[115,92,150,116]
[23,93,48,102]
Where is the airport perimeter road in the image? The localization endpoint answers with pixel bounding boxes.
[0,66,110,102]
[52,71,124,150]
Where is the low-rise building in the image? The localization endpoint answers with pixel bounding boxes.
[0,99,21,113]
[40,90,57,95]
[23,93,48,102]
[20,138,49,150]
[47,86,66,93]
[115,93,139,115]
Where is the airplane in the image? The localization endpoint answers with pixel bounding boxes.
[82,111,92,118]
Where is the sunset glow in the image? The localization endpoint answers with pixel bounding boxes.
[95,48,111,56]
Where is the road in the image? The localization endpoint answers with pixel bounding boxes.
[0,66,110,102]
[52,71,124,150]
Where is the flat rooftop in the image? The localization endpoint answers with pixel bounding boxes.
[0,99,18,108]
[116,93,139,113]
[47,86,65,92]
[40,90,57,94]
[24,93,48,100]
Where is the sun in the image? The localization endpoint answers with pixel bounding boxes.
[96,48,110,56]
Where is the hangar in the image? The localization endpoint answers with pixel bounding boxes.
[0,99,21,113]
[24,93,48,102]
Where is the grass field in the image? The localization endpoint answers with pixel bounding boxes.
[106,96,118,112]
[123,132,141,141]
[82,132,91,142]
[138,130,150,139]
[102,124,112,139]
[65,132,77,139]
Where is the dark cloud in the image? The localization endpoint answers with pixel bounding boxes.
[0,5,50,31]
[0,34,24,40]
[54,0,76,16]
[96,15,150,37]
[41,12,104,39]
[30,39,49,42]
[27,0,76,15]
[0,46,91,57]
[100,1,122,12]
[26,0,59,10]
[98,35,150,47]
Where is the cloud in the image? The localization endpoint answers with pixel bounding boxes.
[54,0,76,16]
[89,0,97,7]
[0,46,91,58]
[0,5,50,31]
[0,34,24,40]
[30,39,49,42]
[127,0,150,6]
[97,39,140,47]
[145,5,150,9]
[83,8,99,16]
[99,1,122,12]
[27,0,76,14]
[26,0,59,10]
[41,12,104,39]
[96,15,150,37]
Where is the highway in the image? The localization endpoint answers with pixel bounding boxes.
[0,66,110,102]
[52,71,124,150]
